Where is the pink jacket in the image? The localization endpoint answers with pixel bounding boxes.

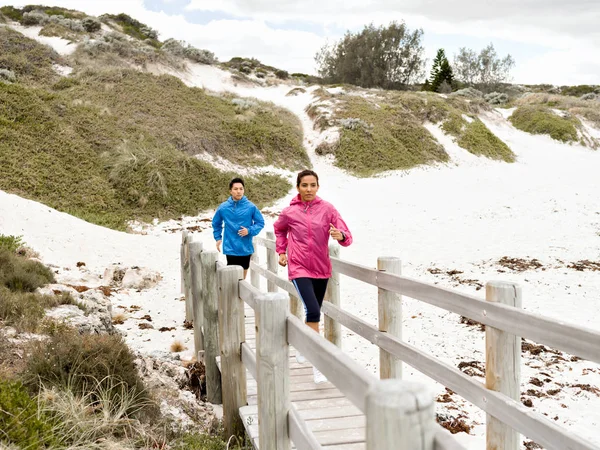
[274,195,353,280]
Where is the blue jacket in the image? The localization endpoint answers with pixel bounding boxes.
[212,196,265,256]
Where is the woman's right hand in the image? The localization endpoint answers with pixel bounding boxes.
[278,253,287,267]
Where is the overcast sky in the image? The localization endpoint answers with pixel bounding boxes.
[3,0,599,85]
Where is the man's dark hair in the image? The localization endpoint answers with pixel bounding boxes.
[229,177,245,189]
[296,170,319,187]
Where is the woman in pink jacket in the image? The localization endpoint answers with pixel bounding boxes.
[274,169,353,383]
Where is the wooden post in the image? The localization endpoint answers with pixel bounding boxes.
[486,281,522,450]
[266,231,278,292]
[250,251,260,289]
[218,265,246,438]
[180,230,188,295]
[324,244,341,347]
[257,292,290,449]
[366,380,435,450]
[189,241,204,361]
[202,250,221,404]
[182,231,194,322]
[377,256,402,379]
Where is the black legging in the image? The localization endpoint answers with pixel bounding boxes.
[292,278,329,323]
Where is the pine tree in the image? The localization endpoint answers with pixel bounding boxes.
[429,48,454,92]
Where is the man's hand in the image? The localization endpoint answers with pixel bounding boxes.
[216,240,222,252]
[238,226,249,237]
[278,253,287,267]
[329,223,344,241]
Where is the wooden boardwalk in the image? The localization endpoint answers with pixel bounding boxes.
[238,306,366,449]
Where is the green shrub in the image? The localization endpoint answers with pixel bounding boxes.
[0,235,23,253]
[0,380,61,449]
[458,119,515,162]
[329,96,448,176]
[275,69,289,79]
[100,13,160,47]
[0,286,78,332]
[0,250,55,292]
[0,6,23,22]
[561,85,599,97]
[23,330,151,416]
[82,16,101,32]
[172,432,250,450]
[509,106,580,142]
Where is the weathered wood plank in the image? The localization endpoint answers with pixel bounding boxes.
[257,292,290,449]
[266,231,279,293]
[321,302,598,450]
[239,280,260,311]
[201,250,221,404]
[241,342,256,379]
[377,256,402,380]
[366,380,434,450]
[217,265,246,438]
[189,241,204,360]
[486,281,521,450]
[375,270,600,365]
[324,245,341,347]
[289,405,322,450]
[287,315,375,413]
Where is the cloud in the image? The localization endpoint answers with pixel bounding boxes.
[2,0,597,84]
[185,0,600,45]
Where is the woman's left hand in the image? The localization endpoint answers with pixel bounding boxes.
[238,226,249,237]
[329,223,344,241]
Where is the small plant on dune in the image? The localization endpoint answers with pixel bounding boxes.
[0,286,79,332]
[39,376,153,447]
[170,341,186,352]
[0,235,23,253]
[23,329,153,417]
[112,312,127,325]
[0,250,55,293]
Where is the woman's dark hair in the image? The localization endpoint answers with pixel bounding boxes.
[229,177,245,189]
[296,170,319,187]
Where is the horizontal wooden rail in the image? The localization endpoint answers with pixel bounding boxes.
[329,257,600,364]
[435,429,471,450]
[255,235,276,251]
[250,261,298,298]
[289,404,323,450]
[287,314,375,413]
[239,281,260,311]
[322,302,599,450]
[241,342,256,379]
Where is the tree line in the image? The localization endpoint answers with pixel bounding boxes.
[315,21,515,92]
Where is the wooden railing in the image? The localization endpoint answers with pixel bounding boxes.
[181,231,600,450]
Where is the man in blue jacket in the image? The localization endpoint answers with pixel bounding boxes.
[212,177,265,279]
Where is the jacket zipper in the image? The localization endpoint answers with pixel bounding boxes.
[305,202,312,273]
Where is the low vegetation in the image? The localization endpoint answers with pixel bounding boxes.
[442,115,515,162]
[509,105,580,143]
[329,95,448,176]
[311,88,514,175]
[0,34,303,229]
[0,26,63,85]
[0,238,250,449]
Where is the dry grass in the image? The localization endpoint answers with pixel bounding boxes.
[170,341,186,352]
[111,312,127,325]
